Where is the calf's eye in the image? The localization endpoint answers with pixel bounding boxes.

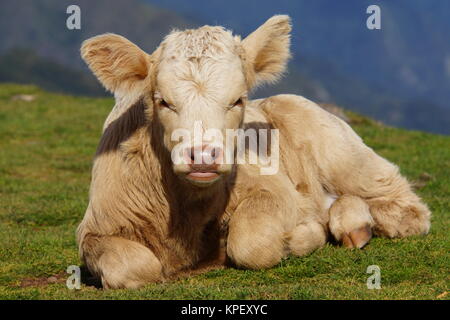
[232,98,244,108]
[159,99,170,108]
[156,98,177,112]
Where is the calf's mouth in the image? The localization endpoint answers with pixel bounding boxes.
[184,164,221,186]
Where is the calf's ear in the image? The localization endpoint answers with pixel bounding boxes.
[81,33,151,94]
[241,15,292,88]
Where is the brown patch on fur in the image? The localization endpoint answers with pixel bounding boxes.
[96,98,148,155]
[295,182,310,193]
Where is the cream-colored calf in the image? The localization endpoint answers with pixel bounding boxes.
[77,15,431,288]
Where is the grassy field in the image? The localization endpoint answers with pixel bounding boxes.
[0,83,448,300]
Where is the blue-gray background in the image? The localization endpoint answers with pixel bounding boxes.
[0,0,449,134]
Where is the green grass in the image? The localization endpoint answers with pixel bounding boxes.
[0,83,448,300]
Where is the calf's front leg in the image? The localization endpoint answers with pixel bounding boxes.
[328,195,374,248]
[226,190,288,269]
[80,235,163,289]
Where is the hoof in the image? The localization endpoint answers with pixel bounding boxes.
[341,225,372,249]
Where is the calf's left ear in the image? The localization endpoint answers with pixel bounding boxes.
[81,33,151,94]
[241,15,292,88]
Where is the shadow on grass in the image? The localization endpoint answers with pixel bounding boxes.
[80,266,102,289]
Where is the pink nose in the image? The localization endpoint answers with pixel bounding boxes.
[183,145,223,167]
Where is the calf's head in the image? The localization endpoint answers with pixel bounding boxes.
[82,15,291,187]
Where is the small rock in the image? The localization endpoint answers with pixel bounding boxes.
[11,94,35,102]
[413,172,433,190]
[412,181,428,190]
[419,172,433,181]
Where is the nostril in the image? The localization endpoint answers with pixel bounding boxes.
[188,146,203,164]
[210,147,222,161]
[183,147,195,164]
[185,146,223,165]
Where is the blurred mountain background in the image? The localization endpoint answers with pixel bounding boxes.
[0,0,449,134]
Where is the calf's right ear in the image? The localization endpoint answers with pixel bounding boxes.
[81,33,151,94]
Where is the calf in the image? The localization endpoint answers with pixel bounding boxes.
[77,15,431,289]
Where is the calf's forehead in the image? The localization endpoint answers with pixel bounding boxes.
[160,26,240,60]
[155,26,247,103]
[157,58,245,103]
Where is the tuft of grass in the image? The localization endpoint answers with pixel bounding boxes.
[0,84,448,300]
